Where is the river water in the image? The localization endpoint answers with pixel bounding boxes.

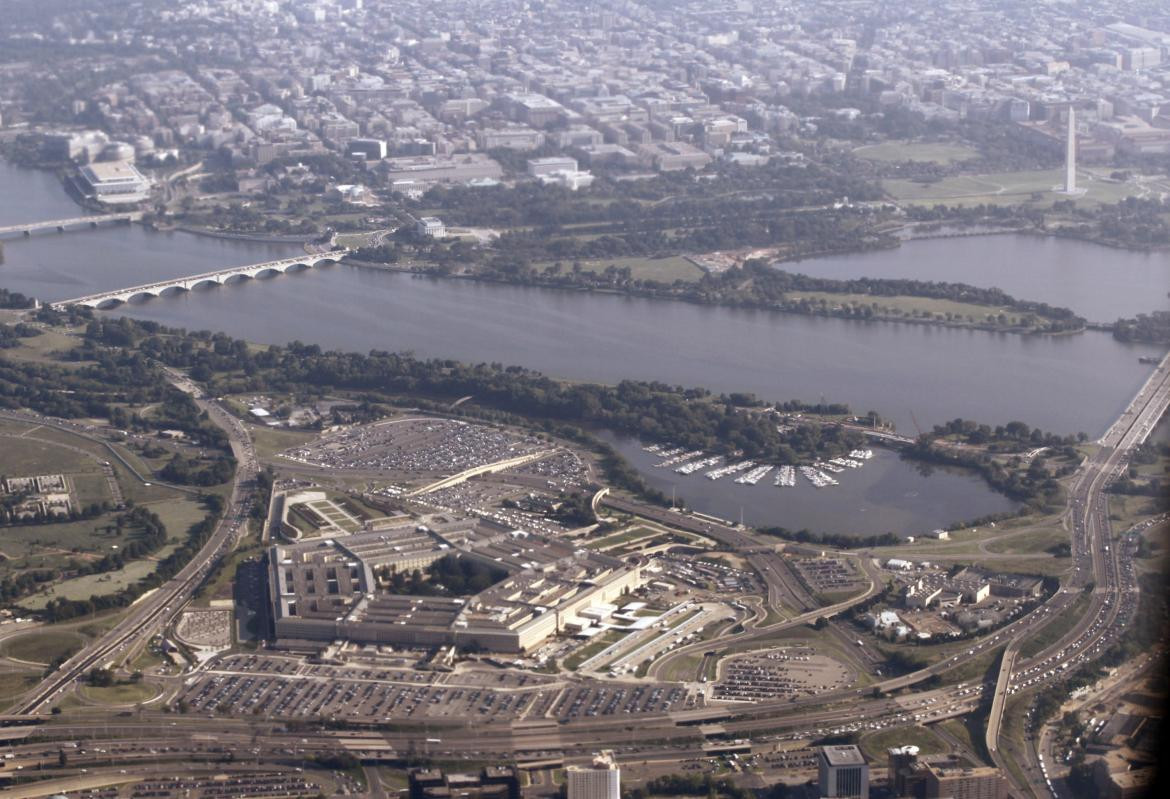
[783,234,1169,322]
[2,160,1166,534]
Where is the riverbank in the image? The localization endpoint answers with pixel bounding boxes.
[170,225,316,245]
[344,257,1089,337]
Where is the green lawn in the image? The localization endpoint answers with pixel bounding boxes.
[0,629,85,665]
[0,327,83,364]
[858,725,946,760]
[0,512,126,566]
[785,292,1015,324]
[147,497,210,545]
[885,168,1148,208]
[0,670,39,710]
[249,424,317,460]
[0,435,98,475]
[79,681,160,705]
[565,630,626,671]
[71,473,114,506]
[20,560,159,610]
[591,526,658,550]
[854,141,979,165]
[541,255,704,283]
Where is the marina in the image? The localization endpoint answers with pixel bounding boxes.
[601,431,1017,537]
[647,444,872,492]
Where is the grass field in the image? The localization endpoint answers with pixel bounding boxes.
[541,255,704,283]
[565,630,626,671]
[935,717,985,760]
[0,435,100,475]
[785,291,1016,323]
[854,141,979,165]
[0,327,83,364]
[0,669,42,714]
[885,168,1152,208]
[0,513,126,568]
[249,424,317,460]
[0,669,39,709]
[591,526,658,550]
[0,629,85,665]
[20,560,159,609]
[857,724,946,760]
[79,681,160,705]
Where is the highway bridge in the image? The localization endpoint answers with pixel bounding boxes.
[0,212,142,238]
[50,250,349,309]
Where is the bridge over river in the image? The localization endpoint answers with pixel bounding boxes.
[51,250,350,309]
[0,212,143,238]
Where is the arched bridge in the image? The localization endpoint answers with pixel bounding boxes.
[0,212,143,238]
[51,250,350,310]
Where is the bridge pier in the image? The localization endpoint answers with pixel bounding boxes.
[51,249,350,310]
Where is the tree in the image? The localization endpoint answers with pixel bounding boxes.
[87,667,114,687]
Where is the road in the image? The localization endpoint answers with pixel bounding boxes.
[10,367,259,715]
[1,354,1164,796]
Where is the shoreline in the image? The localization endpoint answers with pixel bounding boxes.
[344,256,1092,338]
[169,225,315,245]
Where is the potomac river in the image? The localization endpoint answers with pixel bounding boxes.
[2,161,1166,534]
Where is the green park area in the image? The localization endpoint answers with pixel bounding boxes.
[79,681,161,705]
[854,140,980,165]
[2,493,208,611]
[857,724,947,760]
[564,630,627,671]
[540,255,705,283]
[784,292,1017,324]
[0,669,40,709]
[884,168,1156,208]
[0,628,85,666]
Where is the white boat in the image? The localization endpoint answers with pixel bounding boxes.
[677,456,720,474]
[735,465,774,485]
[656,449,703,468]
[706,460,755,480]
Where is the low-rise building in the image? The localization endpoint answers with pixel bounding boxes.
[78,160,150,202]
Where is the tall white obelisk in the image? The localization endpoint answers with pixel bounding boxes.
[1065,105,1077,194]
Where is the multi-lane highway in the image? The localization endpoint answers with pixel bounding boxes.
[11,369,260,715]
[2,352,1165,795]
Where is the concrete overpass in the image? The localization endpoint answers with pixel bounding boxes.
[408,449,556,496]
[985,644,1018,754]
[50,250,349,309]
[0,212,142,238]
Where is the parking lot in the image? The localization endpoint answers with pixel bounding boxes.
[711,647,853,701]
[790,557,866,594]
[178,654,705,722]
[280,417,545,476]
[548,683,696,718]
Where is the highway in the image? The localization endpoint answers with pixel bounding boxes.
[981,350,1170,795]
[11,368,260,715]
[0,353,1164,794]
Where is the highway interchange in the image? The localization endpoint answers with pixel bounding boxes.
[0,352,1166,797]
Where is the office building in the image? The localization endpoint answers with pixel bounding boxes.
[818,745,869,799]
[567,751,621,799]
[888,746,921,798]
[922,763,1009,799]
